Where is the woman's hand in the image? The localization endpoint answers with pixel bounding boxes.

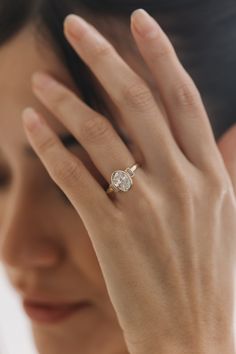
[22,9,236,354]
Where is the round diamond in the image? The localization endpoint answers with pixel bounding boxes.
[111,170,132,192]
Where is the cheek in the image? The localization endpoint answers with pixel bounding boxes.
[55,153,104,273]
[0,194,7,225]
[0,186,13,248]
[0,206,5,254]
[53,151,112,292]
[57,207,105,287]
[70,223,103,282]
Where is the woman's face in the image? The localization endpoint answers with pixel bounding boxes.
[0,25,131,354]
[0,17,223,354]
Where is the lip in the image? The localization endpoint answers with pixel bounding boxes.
[23,298,92,325]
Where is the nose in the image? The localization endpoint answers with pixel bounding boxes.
[0,184,63,270]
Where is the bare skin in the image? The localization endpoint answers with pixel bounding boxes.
[0,8,236,354]
[0,21,129,354]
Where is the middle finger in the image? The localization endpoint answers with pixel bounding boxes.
[31,73,137,188]
[63,14,186,168]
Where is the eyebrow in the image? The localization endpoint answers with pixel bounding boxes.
[24,133,81,158]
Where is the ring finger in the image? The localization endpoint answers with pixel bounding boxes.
[63,14,187,169]
[31,72,139,193]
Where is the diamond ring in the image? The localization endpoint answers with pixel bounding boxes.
[106,163,139,194]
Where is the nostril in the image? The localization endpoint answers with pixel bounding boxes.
[1,236,63,269]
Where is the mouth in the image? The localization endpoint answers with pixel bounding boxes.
[23,298,92,325]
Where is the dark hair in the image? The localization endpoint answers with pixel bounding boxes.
[1,1,236,142]
[0,0,160,119]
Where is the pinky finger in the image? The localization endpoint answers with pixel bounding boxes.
[22,107,114,226]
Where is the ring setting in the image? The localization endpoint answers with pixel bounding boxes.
[106,163,139,194]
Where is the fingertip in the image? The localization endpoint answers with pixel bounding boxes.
[22,107,42,131]
[63,13,90,40]
[63,14,76,33]
[130,8,160,39]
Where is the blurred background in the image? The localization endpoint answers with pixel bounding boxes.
[0,265,37,354]
[1,263,236,354]
[1,1,236,354]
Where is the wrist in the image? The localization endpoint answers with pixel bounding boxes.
[126,334,235,354]
[128,344,235,354]
[124,317,236,354]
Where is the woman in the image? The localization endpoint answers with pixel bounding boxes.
[0,0,236,353]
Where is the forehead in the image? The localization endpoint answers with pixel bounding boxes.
[0,25,80,157]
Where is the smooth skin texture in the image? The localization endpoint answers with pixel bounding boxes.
[0,7,236,354]
[21,9,236,354]
[0,23,130,354]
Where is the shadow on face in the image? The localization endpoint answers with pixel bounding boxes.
[0,2,235,351]
[0,25,131,354]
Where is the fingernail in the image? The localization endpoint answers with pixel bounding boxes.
[64,14,90,39]
[131,9,159,38]
[32,72,55,90]
[22,107,42,131]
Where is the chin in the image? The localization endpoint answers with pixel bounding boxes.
[31,309,128,354]
[31,306,96,354]
[34,329,84,354]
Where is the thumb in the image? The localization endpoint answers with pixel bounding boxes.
[217,124,236,193]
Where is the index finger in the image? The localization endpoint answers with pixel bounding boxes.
[63,14,186,169]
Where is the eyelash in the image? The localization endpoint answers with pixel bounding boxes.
[0,178,72,212]
[0,172,10,189]
[0,133,130,201]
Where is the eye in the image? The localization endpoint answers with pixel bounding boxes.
[0,167,11,189]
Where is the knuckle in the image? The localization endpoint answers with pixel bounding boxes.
[121,79,153,111]
[169,165,193,204]
[206,171,229,199]
[137,193,158,217]
[80,116,113,144]
[37,135,57,155]
[172,79,200,109]
[52,89,75,114]
[93,41,114,61]
[51,157,82,186]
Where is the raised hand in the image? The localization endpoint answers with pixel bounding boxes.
[22,9,236,354]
